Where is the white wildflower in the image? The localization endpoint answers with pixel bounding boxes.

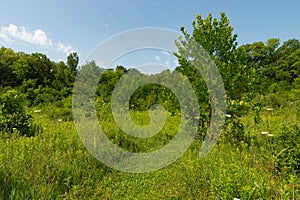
[225,114,232,118]
[34,110,41,113]
[261,131,268,135]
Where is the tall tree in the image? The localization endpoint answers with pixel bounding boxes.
[67,52,79,75]
[0,47,19,87]
[175,12,254,101]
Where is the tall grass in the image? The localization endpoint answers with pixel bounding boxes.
[0,90,300,199]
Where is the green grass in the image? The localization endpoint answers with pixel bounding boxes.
[1,91,300,199]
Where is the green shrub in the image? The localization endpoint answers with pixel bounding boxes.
[0,89,32,136]
[45,96,73,121]
[263,93,286,108]
[222,99,250,145]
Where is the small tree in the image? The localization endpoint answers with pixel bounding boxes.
[175,12,255,142]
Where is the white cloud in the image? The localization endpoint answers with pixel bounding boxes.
[0,24,75,55]
[165,60,170,66]
[154,55,160,61]
[0,33,15,45]
[57,42,74,55]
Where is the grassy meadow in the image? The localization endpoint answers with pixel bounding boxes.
[1,89,300,199]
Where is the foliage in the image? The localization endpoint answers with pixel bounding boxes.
[45,96,73,121]
[175,12,256,143]
[0,48,78,106]
[0,89,32,136]
[0,47,19,87]
[176,12,254,101]
[242,38,300,93]
[275,125,300,174]
[95,67,181,115]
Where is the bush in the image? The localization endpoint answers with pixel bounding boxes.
[263,93,286,108]
[0,89,33,136]
[45,96,73,121]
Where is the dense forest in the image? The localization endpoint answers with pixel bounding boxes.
[1,12,300,199]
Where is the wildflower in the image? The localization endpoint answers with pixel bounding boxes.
[234,198,240,200]
[34,110,41,113]
[266,108,273,111]
[58,119,63,122]
[12,128,17,132]
[225,114,231,118]
[261,131,268,135]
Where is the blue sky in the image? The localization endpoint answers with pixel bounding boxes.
[0,0,299,69]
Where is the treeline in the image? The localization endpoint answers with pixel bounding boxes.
[243,38,300,92]
[0,48,78,105]
[0,50,79,134]
[1,25,299,108]
[1,38,299,107]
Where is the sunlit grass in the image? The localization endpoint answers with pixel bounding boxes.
[1,91,300,199]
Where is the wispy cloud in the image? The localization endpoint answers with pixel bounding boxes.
[0,24,75,55]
